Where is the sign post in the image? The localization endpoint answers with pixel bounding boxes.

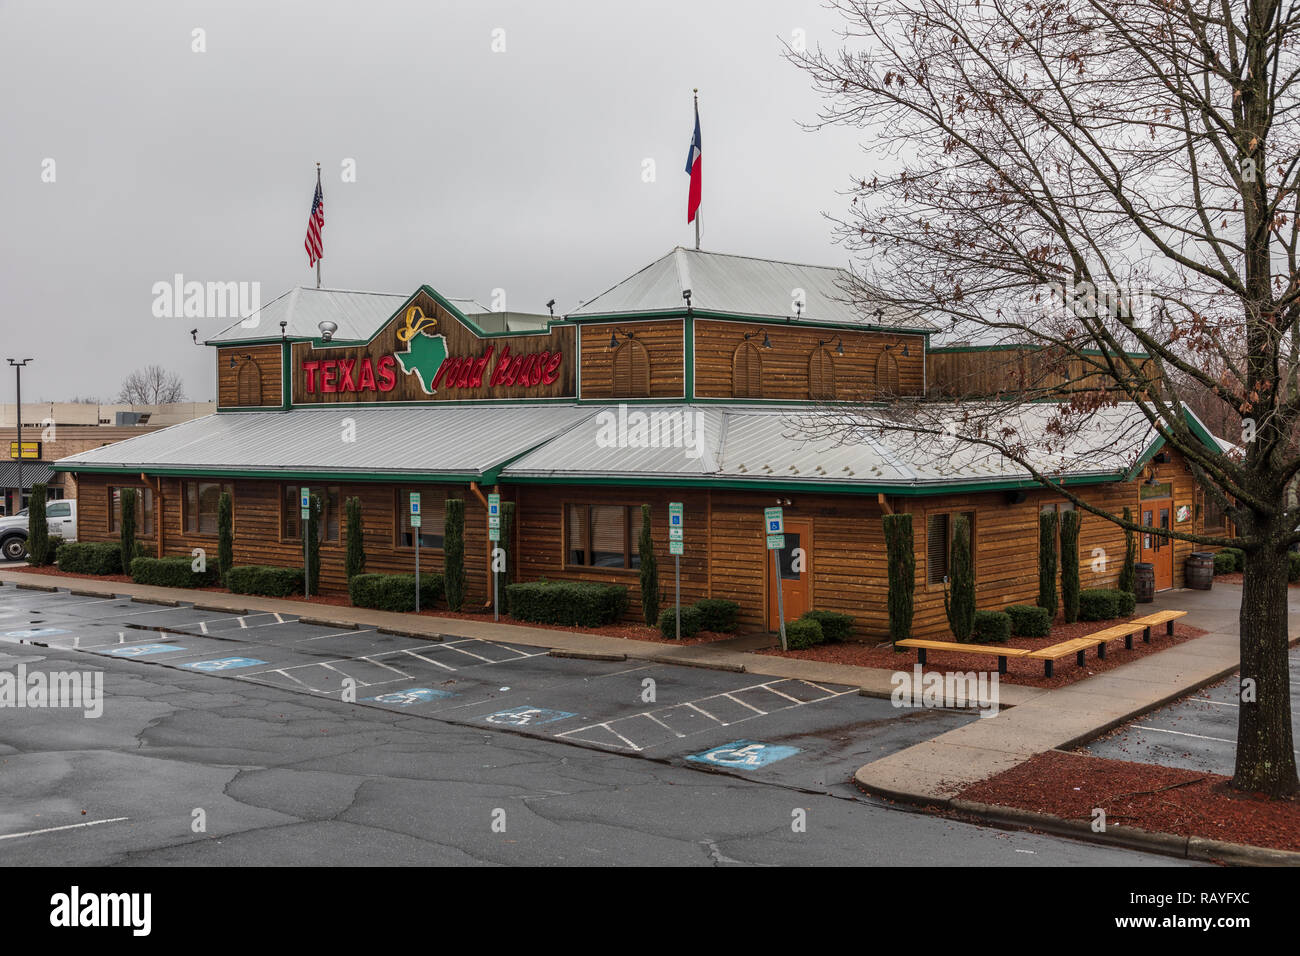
[409,493,422,612]
[300,487,310,597]
[765,507,787,651]
[669,503,684,639]
[488,494,501,623]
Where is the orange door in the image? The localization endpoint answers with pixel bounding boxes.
[1140,500,1174,590]
[768,519,812,629]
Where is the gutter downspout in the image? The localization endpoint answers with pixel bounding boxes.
[877,493,893,515]
[467,481,493,609]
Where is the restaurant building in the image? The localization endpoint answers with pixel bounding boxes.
[54,248,1229,639]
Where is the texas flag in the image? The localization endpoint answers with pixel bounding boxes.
[684,103,702,223]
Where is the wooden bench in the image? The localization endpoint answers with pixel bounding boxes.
[1080,620,1150,653]
[896,638,1032,674]
[1027,636,1109,677]
[1130,609,1188,643]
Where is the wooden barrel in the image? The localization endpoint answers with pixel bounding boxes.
[1186,552,1214,590]
[1135,562,1155,603]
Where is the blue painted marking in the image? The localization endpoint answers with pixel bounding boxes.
[480,706,575,727]
[2,628,70,639]
[365,687,455,706]
[100,644,186,657]
[686,740,801,769]
[182,657,267,671]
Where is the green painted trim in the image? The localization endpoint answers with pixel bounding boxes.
[568,309,932,337]
[55,464,487,483]
[277,396,580,411]
[500,472,1126,496]
[929,343,1152,359]
[215,405,283,413]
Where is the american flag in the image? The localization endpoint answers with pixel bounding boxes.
[304,180,325,266]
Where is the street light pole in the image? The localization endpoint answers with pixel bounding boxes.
[7,359,32,512]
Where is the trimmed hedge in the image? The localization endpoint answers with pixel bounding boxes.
[129,555,219,588]
[505,580,629,627]
[1079,588,1136,621]
[971,610,1012,644]
[1213,550,1237,574]
[1290,552,1300,583]
[694,598,740,633]
[786,617,825,650]
[799,609,854,642]
[658,604,702,639]
[349,572,443,612]
[226,564,303,597]
[1222,547,1245,572]
[1006,603,1051,638]
[56,541,123,575]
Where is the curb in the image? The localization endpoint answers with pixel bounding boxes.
[193,603,247,615]
[549,649,628,662]
[646,654,745,673]
[298,617,358,631]
[131,597,179,607]
[15,582,58,592]
[376,626,444,641]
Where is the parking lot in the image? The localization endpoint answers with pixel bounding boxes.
[0,582,977,794]
[1085,648,1300,775]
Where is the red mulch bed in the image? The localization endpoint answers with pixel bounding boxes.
[957,749,1300,853]
[1212,571,1300,588]
[757,618,1207,688]
[5,566,730,645]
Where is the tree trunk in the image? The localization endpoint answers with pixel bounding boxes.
[1234,534,1299,796]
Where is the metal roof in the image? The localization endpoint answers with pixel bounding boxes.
[0,461,56,488]
[206,287,489,344]
[568,248,934,330]
[53,406,592,480]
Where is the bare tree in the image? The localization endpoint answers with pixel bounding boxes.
[791,0,1299,795]
[116,365,186,405]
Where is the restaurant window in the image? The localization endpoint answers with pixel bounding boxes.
[926,510,975,585]
[733,341,763,398]
[397,489,445,550]
[109,486,155,537]
[282,485,341,542]
[184,481,234,535]
[566,504,641,569]
[612,339,651,398]
[1203,493,1227,534]
[237,360,263,406]
[809,346,836,400]
[875,350,901,396]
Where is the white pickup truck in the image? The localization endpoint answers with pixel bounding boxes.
[0,499,78,560]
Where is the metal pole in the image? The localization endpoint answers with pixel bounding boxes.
[14,363,22,509]
[675,554,681,640]
[315,163,322,290]
[774,550,787,652]
[414,532,421,613]
[693,90,701,252]
[493,551,499,623]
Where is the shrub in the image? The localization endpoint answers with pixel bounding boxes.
[883,512,915,646]
[444,498,465,612]
[694,598,740,633]
[57,541,123,575]
[1213,550,1237,574]
[1119,506,1137,594]
[799,609,854,642]
[226,564,303,597]
[129,555,220,588]
[785,617,825,650]
[944,513,975,641]
[349,572,444,612]
[1289,552,1300,583]
[119,488,137,576]
[638,504,659,625]
[1059,510,1081,624]
[500,501,515,613]
[658,604,702,638]
[1078,588,1133,621]
[1038,510,1058,617]
[344,496,365,581]
[971,610,1012,644]
[504,580,629,627]
[1006,603,1051,638]
[217,491,234,585]
[27,486,52,566]
[1222,547,1245,572]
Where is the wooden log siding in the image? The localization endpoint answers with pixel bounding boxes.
[693,320,925,401]
[926,348,1161,399]
[578,319,685,399]
[217,344,282,407]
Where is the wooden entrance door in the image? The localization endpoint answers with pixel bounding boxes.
[1140,499,1174,590]
[768,519,812,629]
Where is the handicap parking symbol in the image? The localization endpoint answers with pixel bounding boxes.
[182,657,266,671]
[101,643,186,657]
[365,687,454,706]
[686,740,800,769]
[2,628,70,640]
[480,706,575,727]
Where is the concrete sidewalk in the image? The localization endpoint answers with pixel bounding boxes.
[0,568,1037,707]
[855,583,1300,803]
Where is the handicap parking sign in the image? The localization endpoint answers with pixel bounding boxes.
[101,643,186,657]
[365,688,454,706]
[687,740,800,769]
[480,706,575,727]
[183,657,266,671]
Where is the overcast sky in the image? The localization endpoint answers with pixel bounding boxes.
[0,0,870,402]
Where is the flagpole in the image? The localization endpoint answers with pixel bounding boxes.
[693,89,700,251]
[315,162,322,289]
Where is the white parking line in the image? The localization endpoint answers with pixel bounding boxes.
[398,648,457,672]
[1132,723,1300,754]
[0,817,130,841]
[722,692,766,715]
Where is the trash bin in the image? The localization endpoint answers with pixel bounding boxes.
[1135,562,1155,603]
